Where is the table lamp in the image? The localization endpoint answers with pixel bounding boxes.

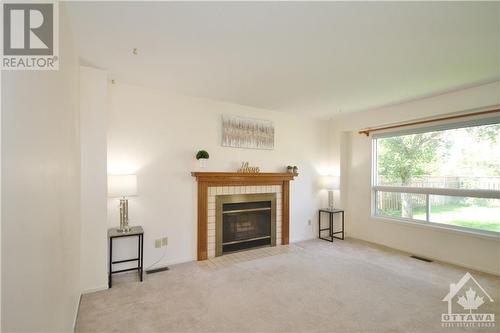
[108,174,137,233]
[322,176,340,209]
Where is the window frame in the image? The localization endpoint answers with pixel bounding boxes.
[371,116,500,238]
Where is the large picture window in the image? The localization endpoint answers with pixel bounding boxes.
[372,118,500,235]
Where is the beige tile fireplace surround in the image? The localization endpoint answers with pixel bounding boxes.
[192,172,297,260]
[210,187,280,258]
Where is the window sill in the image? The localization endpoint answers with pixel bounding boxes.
[371,215,500,241]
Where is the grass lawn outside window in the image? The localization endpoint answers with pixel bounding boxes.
[379,202,500,233]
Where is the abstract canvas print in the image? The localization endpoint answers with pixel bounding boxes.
[222,115,274,150]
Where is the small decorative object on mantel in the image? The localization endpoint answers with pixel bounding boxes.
[286,165,294,173]
[293,166,298,174]
[196,150,209,168]
[238,161,260,173]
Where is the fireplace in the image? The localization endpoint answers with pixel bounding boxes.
[191,172,296,260]
[216,193,277,256]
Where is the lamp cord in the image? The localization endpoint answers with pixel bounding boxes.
[145,245,168,271]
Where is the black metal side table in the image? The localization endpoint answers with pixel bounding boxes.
[319,208,344,242]
[108,226,144,288]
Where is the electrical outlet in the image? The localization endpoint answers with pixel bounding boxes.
[162,237,168,246]
[155,239,162,248]
[308,219,312,226]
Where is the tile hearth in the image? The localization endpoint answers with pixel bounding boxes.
[199,241,294,271]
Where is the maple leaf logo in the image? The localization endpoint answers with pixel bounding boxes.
[457,288,485,313]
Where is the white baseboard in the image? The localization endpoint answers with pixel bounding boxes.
[347,236,500,277]
[290,235,317,243]
[81,284,108,294]
[73,293,82,333]
[147,256,194,269]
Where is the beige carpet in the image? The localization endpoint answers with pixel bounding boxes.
[76,239,500,332]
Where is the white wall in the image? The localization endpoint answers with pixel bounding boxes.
[107,82,331,269]
[1,5,81,331]
[80,66,108,293]
[0,67,2,332]
[331,81,500,276]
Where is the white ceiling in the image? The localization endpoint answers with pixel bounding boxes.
[67,2,500,118]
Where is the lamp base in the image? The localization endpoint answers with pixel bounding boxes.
[328,190,335,210]
[117,226,132,233]
[119,198,131,233]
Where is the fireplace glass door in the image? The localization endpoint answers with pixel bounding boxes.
[216,193,276,256]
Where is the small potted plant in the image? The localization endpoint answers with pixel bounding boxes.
[286,165,294,173]
[293,166,298,174]
[196,150,209,168]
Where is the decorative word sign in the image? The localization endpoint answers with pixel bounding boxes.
[238,162,260,173]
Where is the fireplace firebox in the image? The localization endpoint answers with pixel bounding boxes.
[216,193,276,256]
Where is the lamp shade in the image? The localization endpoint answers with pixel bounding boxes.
[322,176,340,190]
[108,174,137,197]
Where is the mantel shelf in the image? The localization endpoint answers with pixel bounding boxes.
[191,172,298,185]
